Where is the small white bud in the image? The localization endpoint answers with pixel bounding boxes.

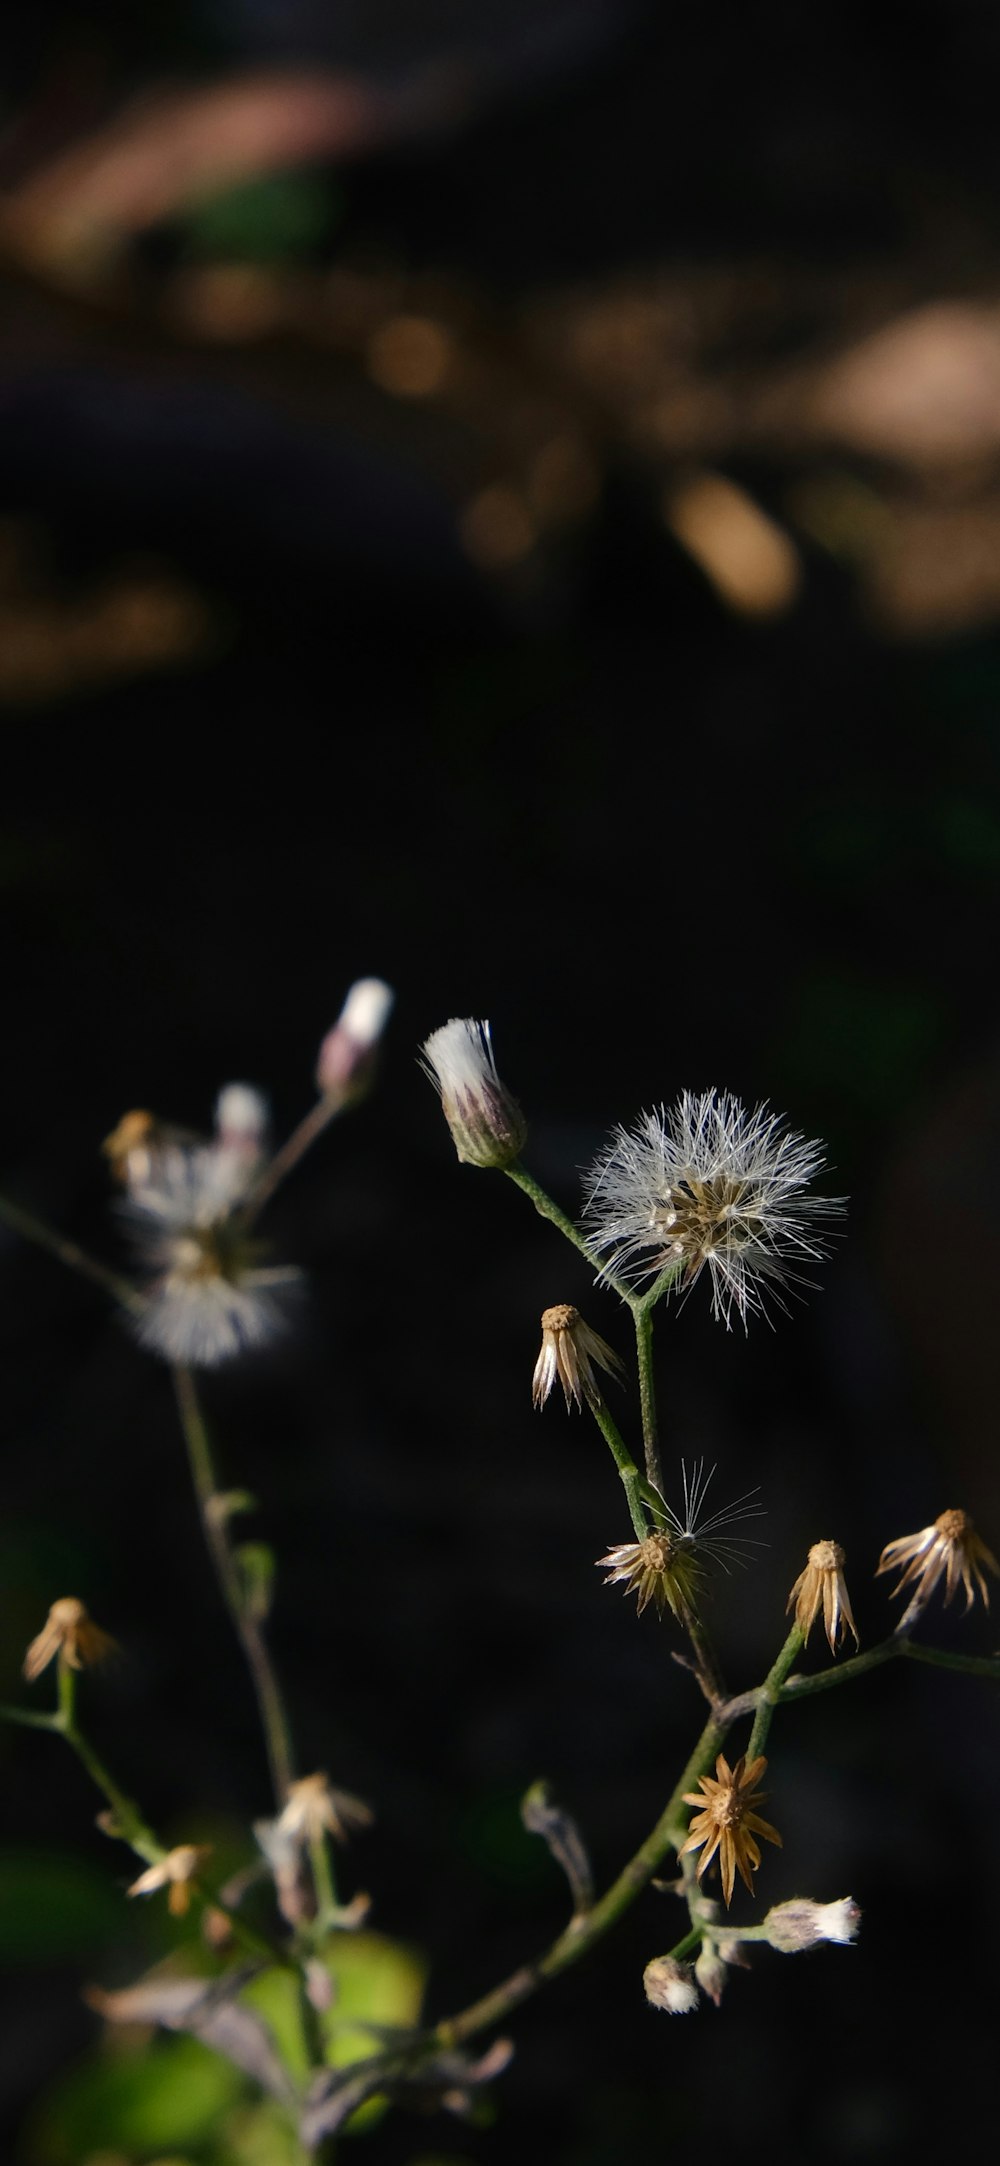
[642,1955,699,2014]
[420,1017,526,1169]
[316,978,394,1102]
[214,1084,269,1149]
[762,1896,861,1952]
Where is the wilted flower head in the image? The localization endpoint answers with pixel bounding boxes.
[316,978,394,1102]
[128,1843,212,1917]
[583,1090,836,1325]
[787,1539,858,1655]
[23,1597,117,1683]
[532,1303,622,1411]
[420,1018,526,1169]
[124,1123,298,1368]
[877,1508,999,1614]
[680,1753,782,1906]
[598,1461,763,1623]
[643,1955,699,2014]
[277,1772,373,1847]
[762,1896,861,1951]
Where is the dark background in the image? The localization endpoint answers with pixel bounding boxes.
[2,3,1000,2161]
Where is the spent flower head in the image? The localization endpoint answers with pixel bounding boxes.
[598,1461,763,1623]
[127,1843,213,1917]
[583,1089,837,1325]
[421,1017,526,1169]
[680,1753,782,1906]
[787,1539,858,1655]
[276,1771,374,1847]
[23,1597,117,1683]
[123,1117,298,1368]
[877,1508,999,1614]
[532,1303,622,1411]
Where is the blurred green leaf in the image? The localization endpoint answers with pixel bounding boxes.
[181,174,340,262]
[234,1544,275,1624]
[27,2030,246,2163]
[0,1851,124,1965]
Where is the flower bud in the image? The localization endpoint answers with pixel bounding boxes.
[316,978,394,1103]
[642,1955,699,2014]
[214,1084,269,1153]
[420,1017,526,1169]
[694,1946,728,2006]
[762,1896,861,1951]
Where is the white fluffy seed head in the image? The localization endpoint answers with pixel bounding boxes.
[583,1089,840,1327]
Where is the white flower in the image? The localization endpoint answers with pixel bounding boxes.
[421,1017,526,1169]
[126,1136,297,1367]
[642,1955,699,2013]
[582,1090,836,1325]
[762,1896,861,1951]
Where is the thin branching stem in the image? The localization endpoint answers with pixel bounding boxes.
[173,1364,295,1806]
[630,1298,663,1495]
[745,1624,804,1763]
[585,1395,648,1539]
[504,1165,630,1295]
[0,1190,144,1314]
[240,1095,343,1222]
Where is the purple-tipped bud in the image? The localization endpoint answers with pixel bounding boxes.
[420,1017,526,1169]
[316,978,394,1103]
[762,1897,861,1951]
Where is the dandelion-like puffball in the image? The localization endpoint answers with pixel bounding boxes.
[583,1089,838,1326]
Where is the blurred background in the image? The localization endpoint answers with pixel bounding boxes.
[2,1,1000,2160]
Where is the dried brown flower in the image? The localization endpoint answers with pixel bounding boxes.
[532,1303,622,1410]
[877,1508,999,1613]
[127,1843,213,1917]
[787,1539,858,1655]
[23,1597,117,1684]
[680,1752,782,1906]
[598,1530,704,1622]
[277,1772,373,1846]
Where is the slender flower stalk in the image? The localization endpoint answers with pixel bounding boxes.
[173,1364,295,1806]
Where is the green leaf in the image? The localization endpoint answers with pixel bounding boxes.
[27,2030,247,2163]
[0,1850,124,1965]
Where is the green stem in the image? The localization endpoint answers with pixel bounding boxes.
[4,1669,286,1968]
[308,1830,339,1932]
[173,1365,295,1806]
[434,1711,726,2048]
[780,1632,1000,1701]
[745,1625,804,1763]
[631,1300,663,1495]
[504,1166,630,1295]
[586,1396,648,1539]
[0,1190,144,1314]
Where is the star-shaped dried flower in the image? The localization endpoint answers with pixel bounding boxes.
[127,1843,213,1917]
[876,1507,999,1613]
[532,1303,622,1411]
[680,1752,782,1906]
[23,1597,118,1684]
[787,1539,858,1655]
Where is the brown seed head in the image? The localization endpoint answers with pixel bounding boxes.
[787,1538,858,1655]
[680,1752,782,1906]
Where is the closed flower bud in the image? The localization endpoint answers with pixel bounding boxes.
[694,1946,729,2006]
[316,978,394,1103]
[420,1017,526,1169]
[643,1955,699,2014]
[762,1896,861,1951]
